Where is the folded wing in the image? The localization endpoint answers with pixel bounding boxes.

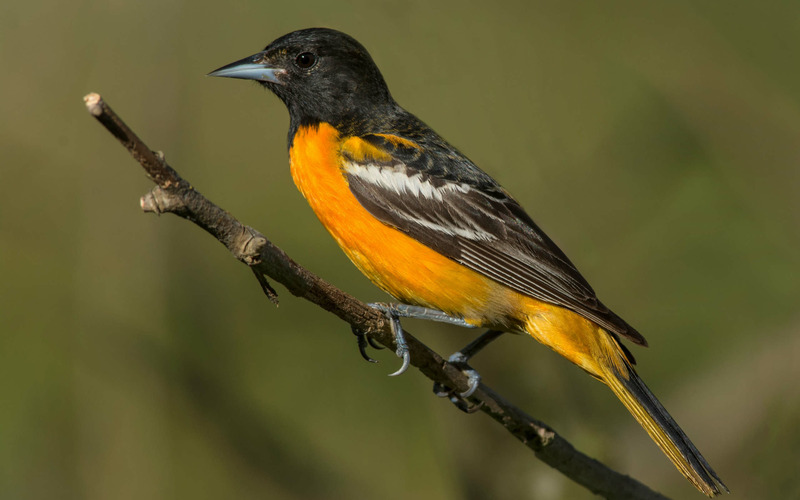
[342,133,646,346]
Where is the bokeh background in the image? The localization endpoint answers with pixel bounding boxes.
[2,1,799,499]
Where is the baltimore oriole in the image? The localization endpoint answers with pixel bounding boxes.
[209,28,727,496]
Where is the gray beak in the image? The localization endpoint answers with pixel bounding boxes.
[208,52,285,83]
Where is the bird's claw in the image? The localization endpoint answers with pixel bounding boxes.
[352,325,378,363]
[352,304,412,376]
[433,381,484,414]
[367,336,384,350]
[432,350,484,412]
[385,312,410,376]
[434,367,481,398]
[388,345,410,377]
[433,329,503,410]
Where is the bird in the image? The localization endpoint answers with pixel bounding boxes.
[209,27,727,496]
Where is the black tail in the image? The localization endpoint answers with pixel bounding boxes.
[603,358,728,497]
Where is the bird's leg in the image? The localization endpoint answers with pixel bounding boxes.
[353,303,477,377]
[433,329,505,411]
[368,303,479,329]
[354,303,504,405]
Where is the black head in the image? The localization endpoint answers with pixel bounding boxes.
[209,28,395,130]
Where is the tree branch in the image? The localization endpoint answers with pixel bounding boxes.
[84,92,669,500]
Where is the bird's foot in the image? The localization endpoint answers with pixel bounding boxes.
[432,329,505,413]
[433,350,484,413]
[367,303,477,328]
[352,303,411,376]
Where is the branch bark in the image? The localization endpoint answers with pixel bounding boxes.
[84,92,670,500]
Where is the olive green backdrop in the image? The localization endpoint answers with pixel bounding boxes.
[2,1,799,499]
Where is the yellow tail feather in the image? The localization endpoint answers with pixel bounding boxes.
[522,291,726,495]
[599,348,728,497]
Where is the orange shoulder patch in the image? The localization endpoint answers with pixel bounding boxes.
[340,136,393,163]
[372,133,422,150]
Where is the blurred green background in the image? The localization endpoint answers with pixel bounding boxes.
[2,1,799,499]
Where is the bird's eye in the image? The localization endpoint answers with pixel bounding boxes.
[295,52,317,69]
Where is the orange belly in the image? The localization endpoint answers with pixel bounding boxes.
[289,123,529,329]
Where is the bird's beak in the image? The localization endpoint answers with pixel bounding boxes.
[208,52,285,84]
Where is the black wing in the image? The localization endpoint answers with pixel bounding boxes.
[343,133,646,346]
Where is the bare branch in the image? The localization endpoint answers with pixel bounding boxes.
[84,92,669,500]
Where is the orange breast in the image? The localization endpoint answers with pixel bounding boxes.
[288,123,525,328]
